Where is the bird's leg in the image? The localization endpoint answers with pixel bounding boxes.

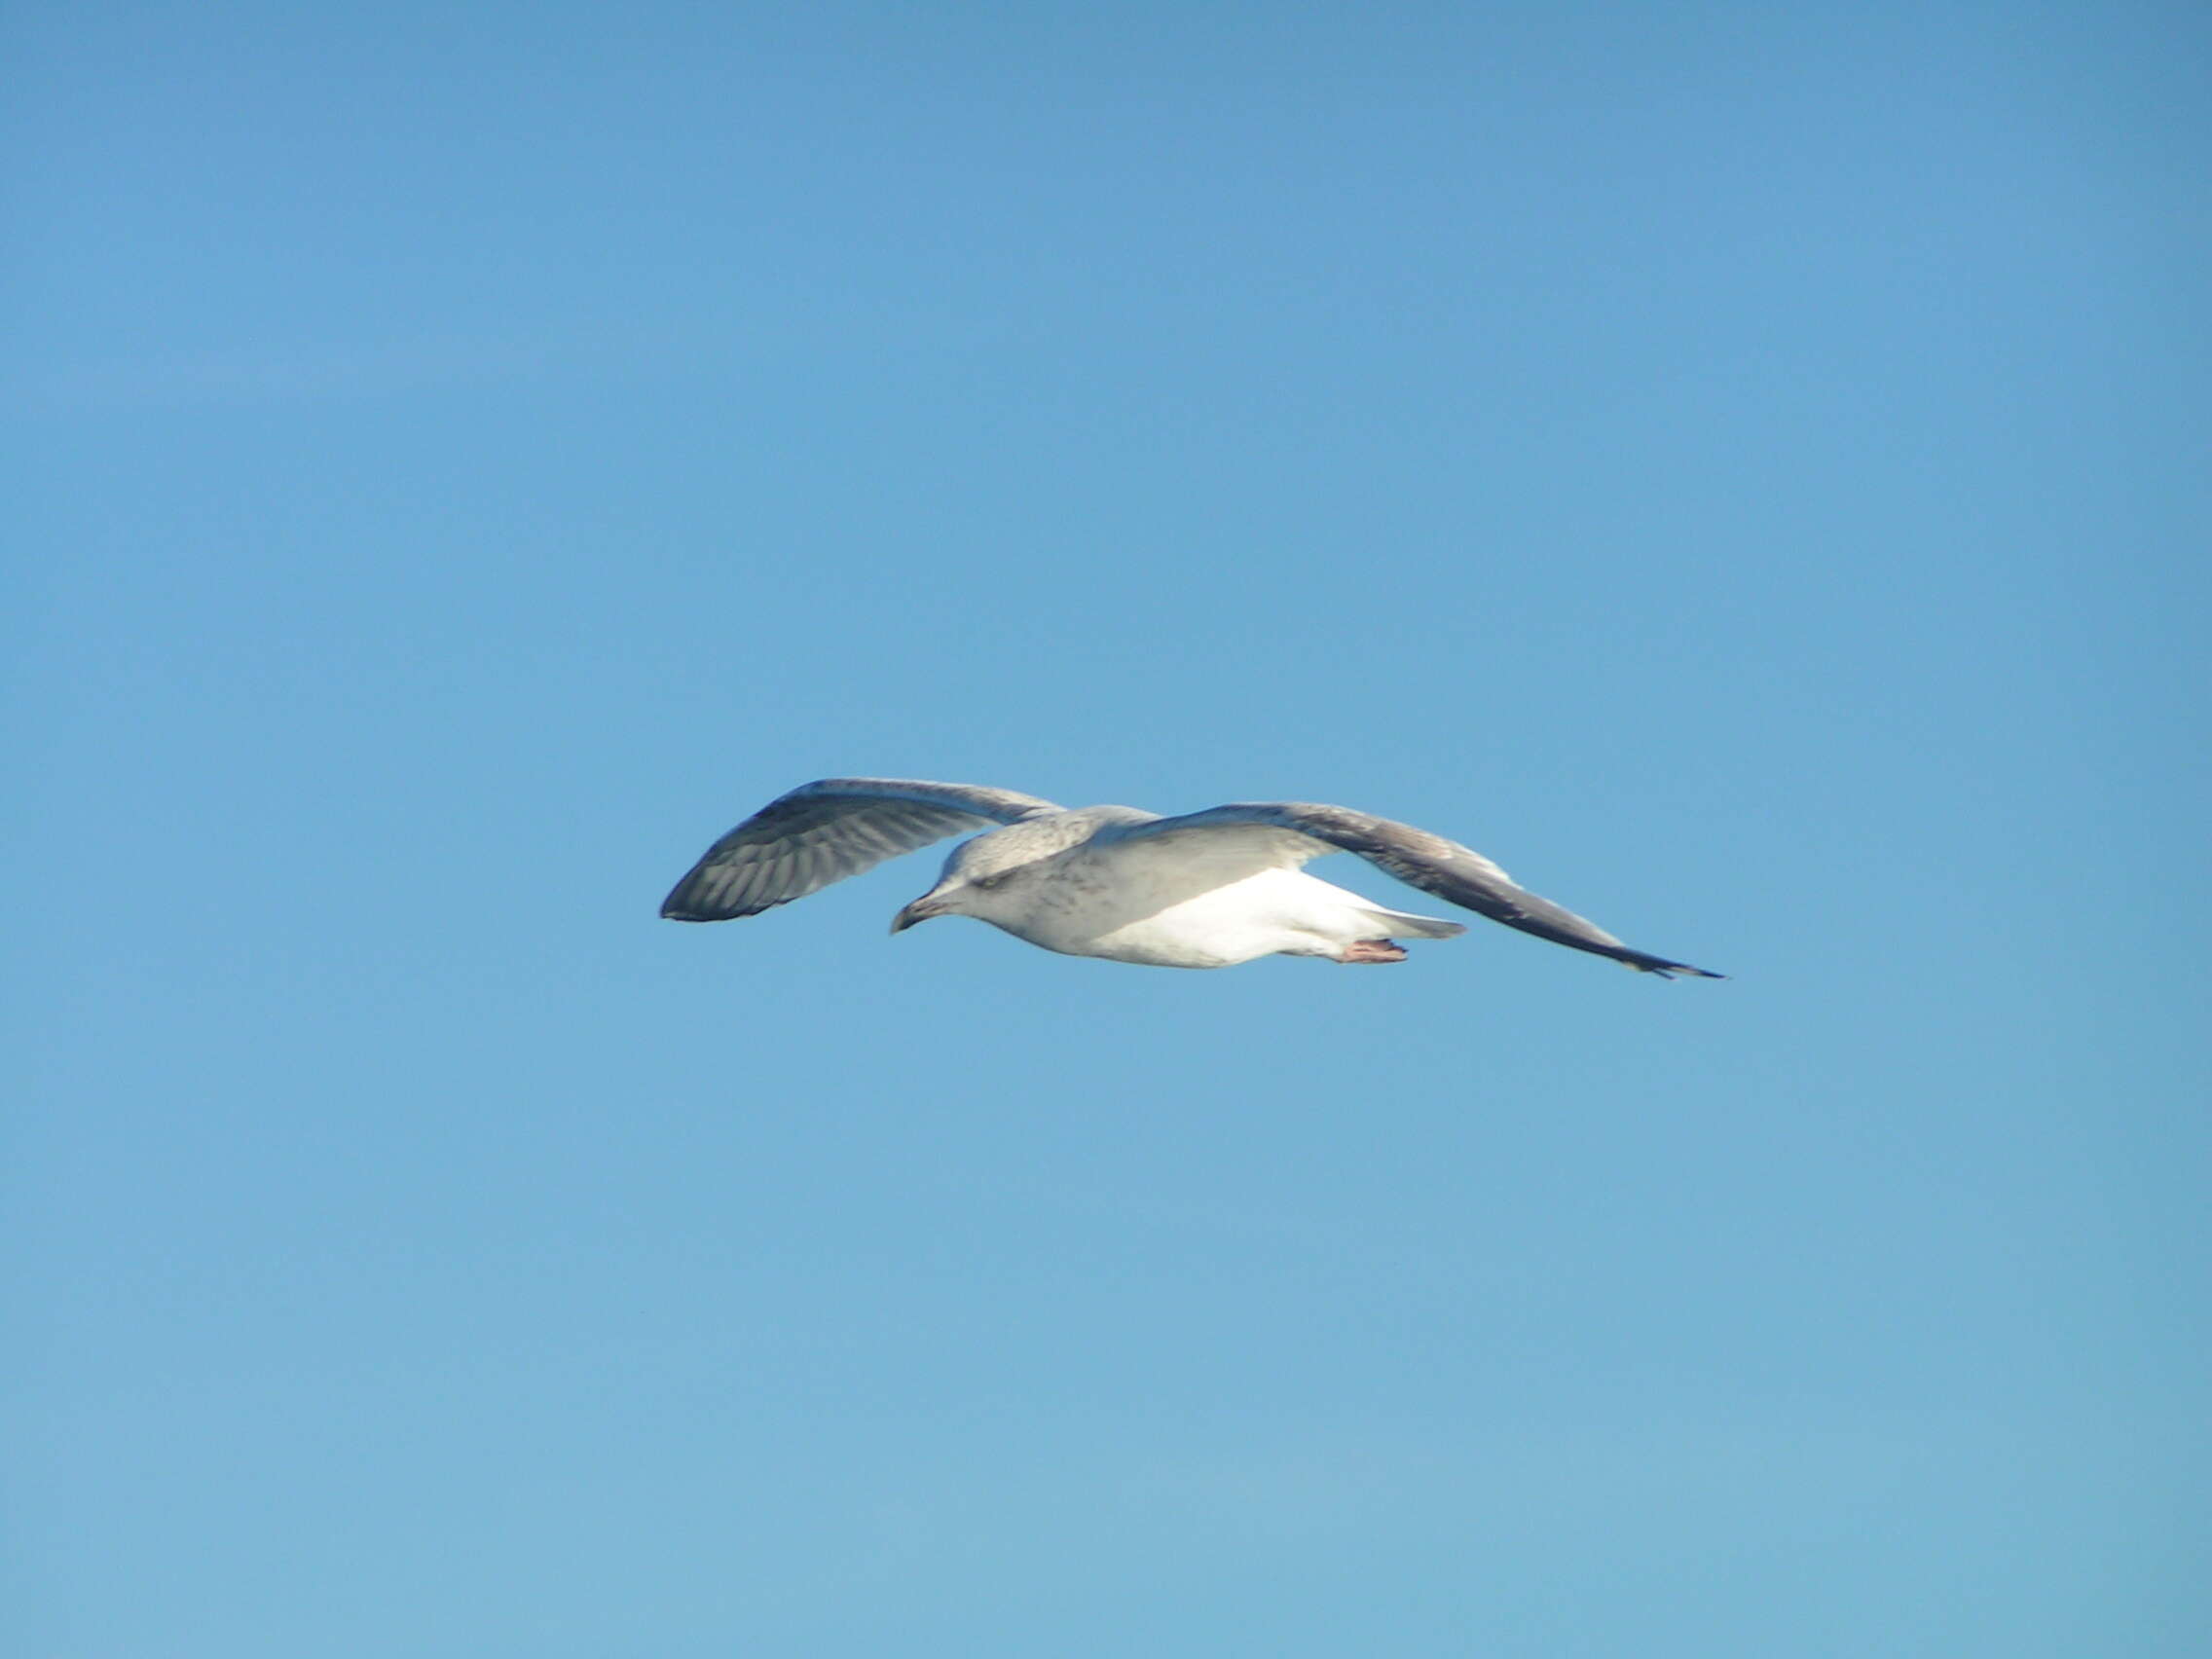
[1337,939,1408,964]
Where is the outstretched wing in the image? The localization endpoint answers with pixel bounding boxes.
[1115,802,1723,977]
[661,778,1062,922]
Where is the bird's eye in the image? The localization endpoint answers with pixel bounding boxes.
[973,872,1006,891]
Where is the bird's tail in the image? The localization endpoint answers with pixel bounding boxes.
[1363,906,1468,940]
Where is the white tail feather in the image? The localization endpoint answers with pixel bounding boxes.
[1365,907,1466,940]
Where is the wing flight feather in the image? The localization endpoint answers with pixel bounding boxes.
[661,778,1062,922]
[1121,802,1722,977]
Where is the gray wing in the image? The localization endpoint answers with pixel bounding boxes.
[1121,802,1724,977]
[661,778,1063,922]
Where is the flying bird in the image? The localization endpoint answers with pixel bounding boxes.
[661,777,1723,977]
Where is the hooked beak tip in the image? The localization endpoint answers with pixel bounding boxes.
[890,900,936,934]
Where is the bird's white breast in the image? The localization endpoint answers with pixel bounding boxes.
[983,859,1381,969]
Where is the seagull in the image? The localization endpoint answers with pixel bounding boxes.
[661,777,1723,977]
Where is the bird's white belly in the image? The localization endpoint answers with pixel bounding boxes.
[993,866,1383,969]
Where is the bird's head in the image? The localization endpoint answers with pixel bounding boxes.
[890,838,1029,933]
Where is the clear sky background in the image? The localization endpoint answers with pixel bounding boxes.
[7,3,2207,1655]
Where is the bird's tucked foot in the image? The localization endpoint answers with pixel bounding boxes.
[1337,939,1408,964]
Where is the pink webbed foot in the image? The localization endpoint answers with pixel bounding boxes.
[1337,939,1409,964]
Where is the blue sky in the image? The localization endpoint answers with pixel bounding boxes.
[7,2,2206,1654]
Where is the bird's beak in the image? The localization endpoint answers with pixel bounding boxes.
[891,894,945,934]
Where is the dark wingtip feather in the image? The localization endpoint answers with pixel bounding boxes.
[660,888,779,922]
[1636,959,1726,979]
[1611,944,1726,978]
[659,873,763,922]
